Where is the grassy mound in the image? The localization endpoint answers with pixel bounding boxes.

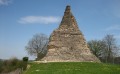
[24,62,120,74]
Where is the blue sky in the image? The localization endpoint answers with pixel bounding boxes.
[0,0,120,60]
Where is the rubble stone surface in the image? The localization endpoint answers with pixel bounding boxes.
[42,5,99,62]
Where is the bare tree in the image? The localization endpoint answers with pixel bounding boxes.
[102,34,116,63]
[25,33,48,60]
[88,40,106,58]
[88,34,119,63]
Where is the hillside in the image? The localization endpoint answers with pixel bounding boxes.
[24,62,120,74]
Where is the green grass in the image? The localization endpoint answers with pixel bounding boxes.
[24,62,120,74]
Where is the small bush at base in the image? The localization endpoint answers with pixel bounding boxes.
[23,57,28,62]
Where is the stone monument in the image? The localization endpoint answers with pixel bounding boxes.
[42,5,99,62]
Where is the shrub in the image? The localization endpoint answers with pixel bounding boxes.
[22,57,29,70]
[23,57,28,62]
[0,57,28,73]
[1,58,20,73]
[0,59,3,73]
[21,61,27,70]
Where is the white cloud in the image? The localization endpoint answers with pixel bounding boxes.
[105,25,120,31]
[0,0,12,5]
[18,16,61,24]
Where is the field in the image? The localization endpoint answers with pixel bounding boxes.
[24,62,120,74]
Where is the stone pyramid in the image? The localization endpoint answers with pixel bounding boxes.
[42,5,99,62]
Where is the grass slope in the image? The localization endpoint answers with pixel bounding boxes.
[24,62,120,74]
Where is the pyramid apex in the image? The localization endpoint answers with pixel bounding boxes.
[66,5,70,7]
[59,5,79,30]
[65,5,71,13]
